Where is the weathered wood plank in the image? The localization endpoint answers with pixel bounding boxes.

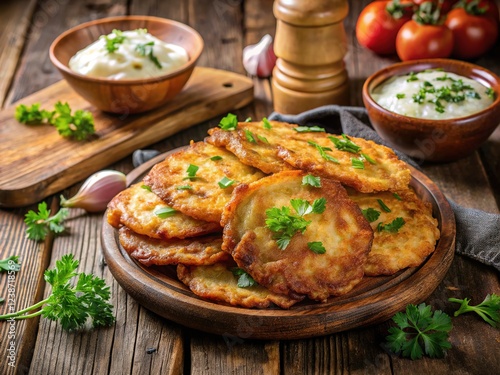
[0,0,38,108]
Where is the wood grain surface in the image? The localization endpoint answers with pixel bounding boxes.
[0,67,253,207]
[0,0,499,374]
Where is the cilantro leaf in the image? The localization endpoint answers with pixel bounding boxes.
[219,113,238,131]
[0,255,21,272]
[24,202,69,241]
[135,41,162,69]
[386,303,452,360]
[449,294,500,328]
[377,217,405,233]
[308,241,326,254]
[0,254,115,331]
[302,174,321,188]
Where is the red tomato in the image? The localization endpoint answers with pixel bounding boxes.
[445,7,499,59]
[396,20,454,60]
[356,1,413,55]
[462,0,500,21]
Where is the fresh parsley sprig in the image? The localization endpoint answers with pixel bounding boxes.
[386,303,452,360]
[449,293,500,328]
[104,29,126,53]
[265,198,326,251]
[15,101,95,141]
[0,255,20,273]
[0,254,115,331]
[231,268,257,288]
[24,202,69,241]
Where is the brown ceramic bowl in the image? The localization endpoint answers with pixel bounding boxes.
[362,59,500,162]
[50,16,204,114]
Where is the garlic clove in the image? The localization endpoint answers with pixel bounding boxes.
[61,170,127,212]
[242,34,277,78]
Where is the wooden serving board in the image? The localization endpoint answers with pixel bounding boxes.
[101,152,456,340]
[0,67,253,208]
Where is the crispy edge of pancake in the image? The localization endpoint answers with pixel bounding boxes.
[221,170,373,302]
[177,261,302,309]
[347,187,440,276]
[143,140,265,223]
[275,133,411,193]
[206,123,295,174]
[119,226,228,266]
[107,182,221,239]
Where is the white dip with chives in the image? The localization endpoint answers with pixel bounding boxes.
[69,29,189,80]
[371,69,495,120]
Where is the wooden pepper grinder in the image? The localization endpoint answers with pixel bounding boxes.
[272,0,350,114]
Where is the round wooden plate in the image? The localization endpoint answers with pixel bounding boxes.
[101,150,456,340]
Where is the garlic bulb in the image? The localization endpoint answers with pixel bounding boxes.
[61,170,127,212]
[242,34,276,78]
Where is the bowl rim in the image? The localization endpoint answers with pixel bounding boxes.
[49,15,204,85]
[362,58,500,124]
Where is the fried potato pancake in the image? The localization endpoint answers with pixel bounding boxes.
[107,182,221,239]
[208,120,410,192]
[222,170,373,302]
[119,227,229,266]
[143,141,265,223]
[177,261,301,309]
[347,187,440,276]
[206,120,296,174]
[276,132,411,193]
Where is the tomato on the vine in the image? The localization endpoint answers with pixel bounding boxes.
[462,0,500,21]
[445,1,499,59]
[396,2,453,60]
[412,0,459,14]
[355,0,413,55]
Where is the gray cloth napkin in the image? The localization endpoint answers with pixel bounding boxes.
[268,105,500,271]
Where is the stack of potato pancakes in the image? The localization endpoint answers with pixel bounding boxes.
[107,119,440,309]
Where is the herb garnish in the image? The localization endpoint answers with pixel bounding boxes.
[362,208,381,223]
[351,158,365,169]
[265,198,326,251]
[377,217,405,232]
[154,206,177,218]
[262,117,272,129]
[141,184,152,192]
[377,199,391,212]
[396,93,405,99]
[15,101,95,141]
[386,303,452,360]
[210,155,223,161]
[328,134,362,153]
[308,141,339,164]
[24,202,69,241]
[406,72,419,82]
[135,41,162,69]
[294,126,325,133]
[244,129,257,143]
[0,254,115,331]
[183,164,199,180]
[104,29,126,53]
[219,113,238,131]
[218,176,235,189]
[449,293,500,328]
[231,268,257,288]
[0,255,20,273]
[308,241,326,254]
[302,174,321,187]
[486,88,496,100]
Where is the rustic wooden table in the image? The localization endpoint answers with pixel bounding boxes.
[1,0,499,374]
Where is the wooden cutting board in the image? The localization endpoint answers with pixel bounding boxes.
[0,67,254,208]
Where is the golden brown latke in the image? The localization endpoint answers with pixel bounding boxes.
[276,132,411,193]
[107,182,221,239]
[177,261,302,309]
[206,120,295,174]
[221,170,374,302]
[208,120,410,192]
[143,141,265,223]
[347,187,440,276]
[119,227,229,267]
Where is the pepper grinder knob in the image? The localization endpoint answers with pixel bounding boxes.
[272,0,350,114]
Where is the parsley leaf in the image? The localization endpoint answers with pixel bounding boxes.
[15,103,53,124]
[231,268,257,288]
[302,174,321,188]
[386,303,452,360]
[0,255,21,273]
[377,217,405,233]
[219,113,238,130]
[154,206,177,218]
[104,29,126,53]
[362,208,381,223]
[0,254,115,331]
[24,202,69,241]
[449,294,500,328]
[308,241,326,254]
[135,41,162,69]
